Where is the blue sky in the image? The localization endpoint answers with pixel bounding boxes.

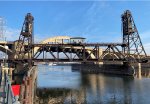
[0,1,150,53]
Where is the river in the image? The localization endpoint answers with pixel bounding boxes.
[36,64,150,104]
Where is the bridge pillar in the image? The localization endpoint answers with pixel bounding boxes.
[97,48,103,65]
[0,63,14,82]
[122,62,135,75]
[137,63,141,79]
[138,63,141,69]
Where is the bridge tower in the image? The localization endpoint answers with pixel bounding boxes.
[121,10,147,62]
[15,13,34,65]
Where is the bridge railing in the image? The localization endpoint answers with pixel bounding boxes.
[3,72,19,104]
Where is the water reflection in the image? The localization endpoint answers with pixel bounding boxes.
[135,68,150,78]
[36,64,150,104]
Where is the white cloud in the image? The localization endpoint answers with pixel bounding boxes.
[0,27,46,43]
[80,1,110,37]
[140,30,150,40]
[98,1,110,9]
[138,30,150,54]
[143,43,150,55]
[2,27,48,43]
[4,27,20,41]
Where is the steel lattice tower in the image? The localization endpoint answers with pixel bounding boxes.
[0,17,4,41]
[0,17,6,59]
[15,13,34,64]
[121,10,147,62]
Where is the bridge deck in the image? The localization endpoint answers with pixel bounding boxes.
[33,43,125,47]
[0,42,125,46]
[0,59,126,63]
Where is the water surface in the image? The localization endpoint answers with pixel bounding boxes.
[37,64,150,104]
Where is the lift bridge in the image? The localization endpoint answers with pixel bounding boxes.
[0,10,148,104]
[0,10,148,67]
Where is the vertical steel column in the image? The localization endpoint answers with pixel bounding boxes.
[42,46,44,60]
[98,46,100,61]
[70,46,72,61]
[57,46,59,61]
[83,45,85,62]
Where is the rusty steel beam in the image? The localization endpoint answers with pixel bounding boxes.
[0,58,125,62]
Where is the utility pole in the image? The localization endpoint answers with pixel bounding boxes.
[0,17,5,66]
[0,17,4,41]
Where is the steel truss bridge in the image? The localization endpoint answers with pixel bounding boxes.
[0,10,149,104]
[0,10,148,66]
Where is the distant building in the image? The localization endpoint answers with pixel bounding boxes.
[70,37,86,44]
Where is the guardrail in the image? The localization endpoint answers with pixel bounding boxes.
[3,72,20,104]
